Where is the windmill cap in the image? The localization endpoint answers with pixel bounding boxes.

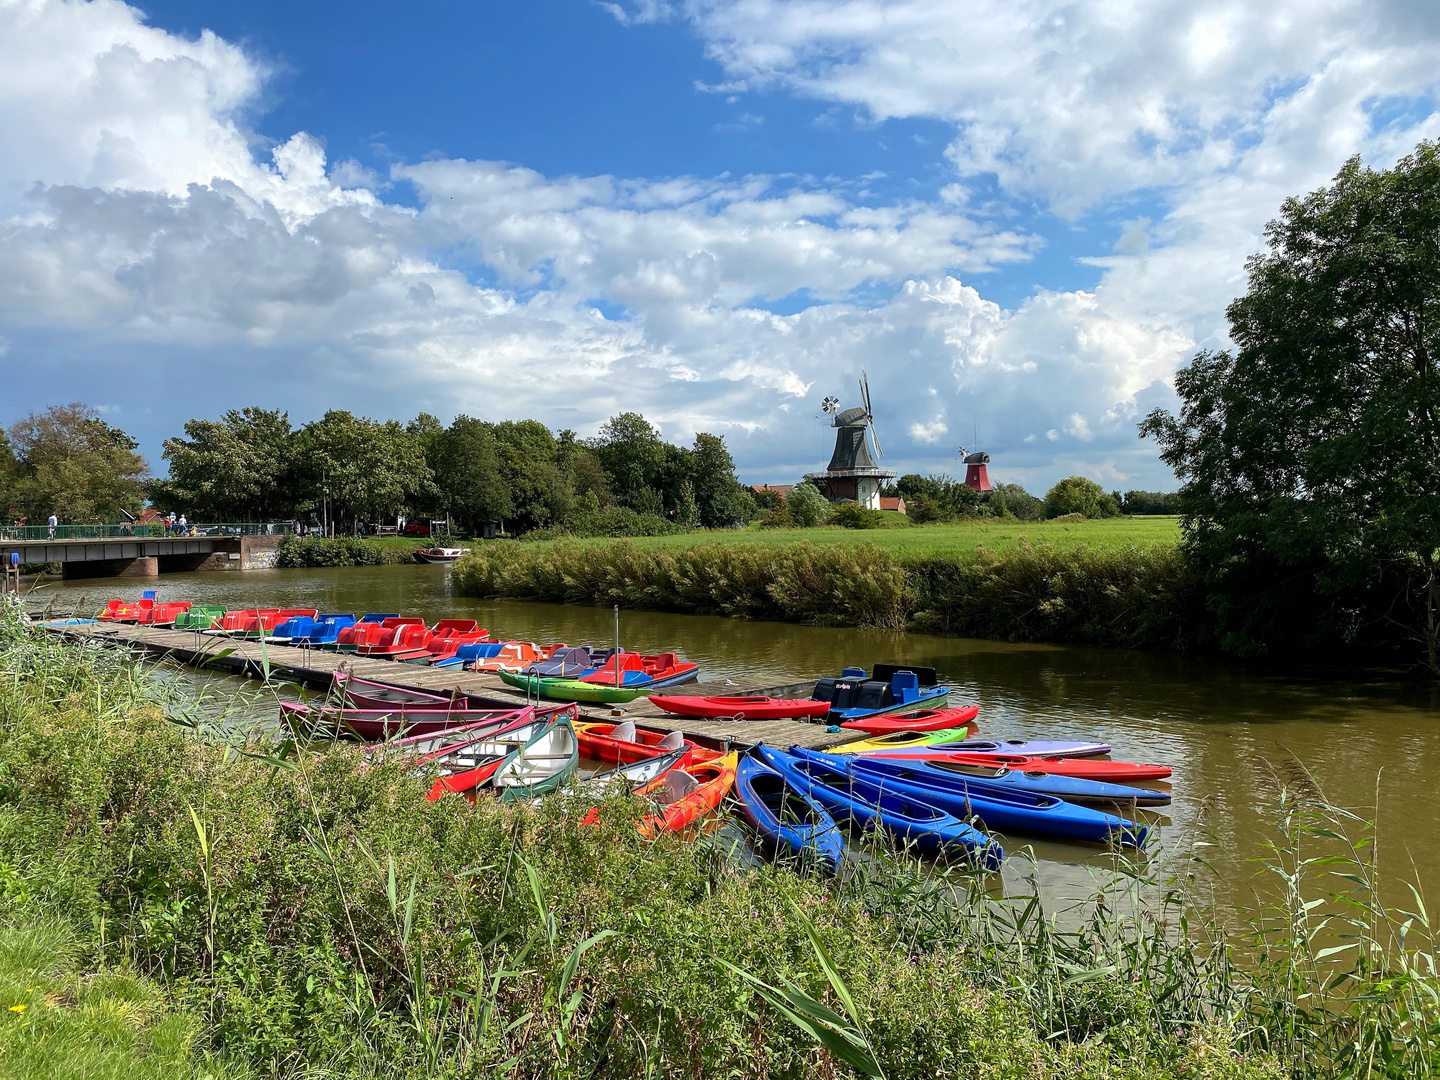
[963,451,990,464]
[833,406,869,425]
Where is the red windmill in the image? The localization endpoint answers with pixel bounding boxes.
[958,447,992,492]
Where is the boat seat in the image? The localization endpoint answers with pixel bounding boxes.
[657,730,684,750]
[611,722,637,742]
[660,770,699,804]
[853,680,896,710]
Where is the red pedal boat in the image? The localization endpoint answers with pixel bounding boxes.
[860,750,1173,783]
[646,695,832,720]
[839,705,980,734]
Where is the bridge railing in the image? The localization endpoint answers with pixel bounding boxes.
[0,522,297,542]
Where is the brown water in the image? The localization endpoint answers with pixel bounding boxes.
[27,563,1440,918]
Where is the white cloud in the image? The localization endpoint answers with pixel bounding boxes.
[908,419,948,444]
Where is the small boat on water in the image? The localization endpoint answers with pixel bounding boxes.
[734,753,844,871]
[414,547,471,564]
[587,748,689,792]
[269,613,357,645]
[500,653,700,703]
[647,695,832,721]
[520,646,623,678]
[491,713,580,801]
[98,599,149,623]
[757,746,1002,869]
[173,605,227,630]
[635,752,739,836]
[283,700,506,740]
[335,616,416,653]
[860,757,1172,805]
[793,749,1149,848]
[862,750,1173,783]
[837,734,1112,758]
[575,721,691,763]
[811,665,952,721]
[422,707,579,800]
[333,671,471,713]
[839,705,980,734]
[827,726,983,754]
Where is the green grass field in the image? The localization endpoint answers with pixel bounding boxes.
[529,516,1181,559]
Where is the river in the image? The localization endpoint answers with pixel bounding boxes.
[27,562,1440,925]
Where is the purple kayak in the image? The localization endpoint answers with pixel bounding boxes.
[870,738,1113,759]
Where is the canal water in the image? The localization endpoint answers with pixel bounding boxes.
[27,563,1440,924]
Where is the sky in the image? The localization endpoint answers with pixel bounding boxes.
[2,0,1439,492]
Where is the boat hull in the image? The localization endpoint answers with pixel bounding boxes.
[734,755,844,871]
[648,695,832,720]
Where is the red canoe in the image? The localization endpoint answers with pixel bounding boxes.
[575,720,716,765]
[647,695,832,720]
[839,705,980,734]
[859,750,1173,782]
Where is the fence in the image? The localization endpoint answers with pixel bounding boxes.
[0,522,297,542]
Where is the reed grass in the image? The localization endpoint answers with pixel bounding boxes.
[2,603,1437,1078]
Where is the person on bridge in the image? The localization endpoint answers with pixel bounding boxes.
[47,513,56,540]
[177,514,188,535]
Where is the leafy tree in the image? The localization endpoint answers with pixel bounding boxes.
[786,482,832,527]
[298,411,435,528]
[896,473,985,522]
[1120,490,1181,515]
[492,420,570,531]
[830,502,882,529]
[1043,476,1120,519]
[591,412,666,510]
[0,432,18,522]
[434,416,512,531]
[566,447,613,507]
[992,482,1045,521]
[673,479,700,529]
[1142,141,1440,668]
[7,404,148,523]
[153,407,297,520]
[690,433,752,527]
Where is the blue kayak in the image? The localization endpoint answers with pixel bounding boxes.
[735,754,845,873]
[900,758,1171,806]
[797,749,1149,848]
[756,747,1003,869]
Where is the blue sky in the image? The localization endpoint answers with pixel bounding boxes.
[2,0,1438,492]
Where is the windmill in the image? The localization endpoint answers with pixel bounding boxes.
[957,445,993,492]
[804,370,896,510]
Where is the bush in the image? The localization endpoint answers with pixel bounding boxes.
[784,483,832,527]
[828,502,884,529]
[1122,489,1182,515]
[522,505,684,541]
[992,483,1045,521]
[1044,476,1121,519]
[276,536,420,567]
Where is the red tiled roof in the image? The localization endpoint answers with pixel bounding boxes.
[879,496,907,514]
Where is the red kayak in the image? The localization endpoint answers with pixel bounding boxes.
[860,750,1173,782]
[839,705,980,734]
[647,695,832,720]
[575,721,716,766]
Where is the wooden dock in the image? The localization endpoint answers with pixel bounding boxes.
[44,620,855,751]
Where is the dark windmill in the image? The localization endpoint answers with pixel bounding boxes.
[805,371,895,509]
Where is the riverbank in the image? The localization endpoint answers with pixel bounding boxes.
[5,604,1439,1078]
[453,536,1206,649]
[275,534,425,567]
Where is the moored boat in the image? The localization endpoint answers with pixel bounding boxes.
[647,695,833,721]
[172,605,227,630]
[283,701,501,740]
[422,708,580,800]
[333,671,471,713]
[734,753,844,871]
[826,726,984,754]
[491,712,580,801]
[575,721,689,762]
[861,750,1173,783]
[838,734,1113,758]
[635,752,739,836]
[811,665,952,721]
[862,757,1172,805]
[414,547,471,563]
[838,705,980,734]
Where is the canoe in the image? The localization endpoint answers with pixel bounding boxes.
[844,736,1114,759]
[635,752,739,836]
[811,664,952,721]
[757,746,1002,869]
[492,713,580,801]
[734,754,844,871]
[826,726,984,754]
[424,708,580,800]
[839,705,980,734]
[587,748,689,791]
[867,757,1171,805]
[647,695,833,721]
[333,672,471,712]
[575,721,692,763]
[282,701,509,740]
[795,749,1148,847]
[362,708,544,758]
[861,750,1173,783]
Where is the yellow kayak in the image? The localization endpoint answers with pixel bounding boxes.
[826,725,978,755]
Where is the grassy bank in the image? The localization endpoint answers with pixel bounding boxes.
[453,537,1205,648]
[4,606,1439,1078]
[276,535,423,568]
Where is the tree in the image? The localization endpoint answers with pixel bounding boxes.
[786,482,832,527]
[154,407,298,520]
[896,473,985,522]
[433,416,511,531]
[491,420,570,531]
[298,411,434,528]
[992,483,1045,521]
[0,432,18,522]
[7,404,147,523]
[591,412,666,510]
[1043,476,1120,519]
[1120,490,1181,515]
[1142,141,1440,667]
[690,433,751,527]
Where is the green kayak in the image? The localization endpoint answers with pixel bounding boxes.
[498,670,655,704]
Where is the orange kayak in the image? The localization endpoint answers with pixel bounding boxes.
[839,705,980,734]
[636,752,738,836]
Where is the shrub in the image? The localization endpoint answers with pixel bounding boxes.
[1044,476,1121,519]
[785,483,832,527]
[828,502,884,529]
[275,535,419,567]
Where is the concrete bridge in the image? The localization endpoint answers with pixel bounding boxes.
[2,531,287,578]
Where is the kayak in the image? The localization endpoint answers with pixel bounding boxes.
[734,753,844,872]
[811,664,951,721]
[575,721,694,763]
[797,749,1148,848]
[861,751,1173,783]
[756,746,1003,869]
[587,748,689,791]
[334,672,471,712]
[647,695,833,721]
[839,705,980,734]
[282,701,516,740]
[845,737,1114,759]
[826,726,985,754]
[635,752,739,836]
[499,671,663,704]
[492,713,580,801]
[874,758,1172,805]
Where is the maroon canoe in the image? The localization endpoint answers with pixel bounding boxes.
[281,701,520,740]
